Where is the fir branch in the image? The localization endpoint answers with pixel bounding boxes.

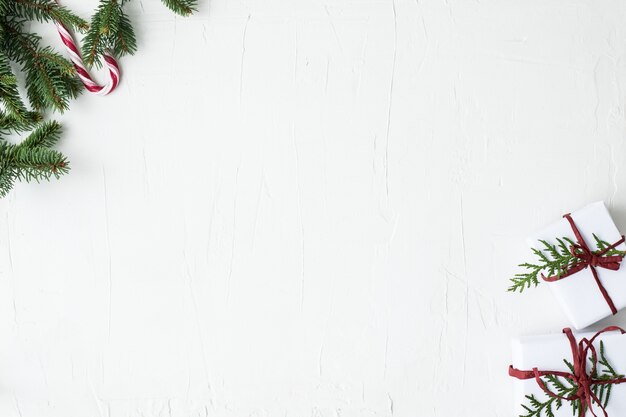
[0,51,40,129]
[161,0,197,16]
[82,0,137,68]
[19,119,61,148]
[0,0,10,14]
[0,121,69,197]
[10,0,88,32]
[1,19,82,112]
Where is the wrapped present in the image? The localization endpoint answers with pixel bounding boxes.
[510,327,626,417]
[509,201,626,329]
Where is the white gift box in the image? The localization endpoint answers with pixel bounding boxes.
[528,201,626,330]
[511,329,626,417]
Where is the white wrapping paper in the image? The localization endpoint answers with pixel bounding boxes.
[512,329,626,417]
[528,201,626,330]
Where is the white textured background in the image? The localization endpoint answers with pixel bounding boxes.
[4,1,626,416]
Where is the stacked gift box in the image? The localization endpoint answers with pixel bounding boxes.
[509,201,626,417]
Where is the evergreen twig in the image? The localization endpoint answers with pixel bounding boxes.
[161,0,197,16]
[0,121,69,197]
[508,236,626,293]
[518,342,622,417]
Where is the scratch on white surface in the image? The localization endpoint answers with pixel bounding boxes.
[13,393,23,417]
[459,193,470,385]
[476,295,487,330]
[251,174,264,252]
[88,370,105,417]
[184,249,212,396]
[439,268,451,357]
[356,29,368,97]
[382,328,390,378]
[384,0,398,199]
[5,213,13,274]
[226,162,241,306]
[294,25,299,82]
[608,142,618,206]
[419,2,428,42]
[240,14,252,105]
[204,171,221,267]
[372,134,378,173]
[103,167,112,340]
[171,17,177,75]
[36,353,49,389]
[387,392,394,415]
[142,143,150,193]
[324,57,330,95]
[318,341,324,376]
[6,212,17,325]
[593,58,602,132]
[324,5,344,53]
[292,123,305,312]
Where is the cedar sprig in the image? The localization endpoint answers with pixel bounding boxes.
[519,369,579,417]
[518,341,621,417]
[591,341,624,408]
[508,235,626,293]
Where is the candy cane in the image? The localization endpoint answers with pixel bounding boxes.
[54,13,120,95]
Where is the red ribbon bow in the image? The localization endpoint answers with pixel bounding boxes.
[541,214,625,315]
[509,326,626,417]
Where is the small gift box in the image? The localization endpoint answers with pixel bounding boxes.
[510,327,626,417]
[509,201,626,330]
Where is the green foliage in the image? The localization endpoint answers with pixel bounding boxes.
[82,0,136,68]
[508,235,626,293]
[9,0,88,31]
[0,44,69,197]
[82,0,198,68]
[1,18,83,113]
[161,0,197,16]
[519,367,578,417]
[592,341,623,408]
[0,121,69,197]
[518,341,623,417]
[0,51,40,127]
[0,0,195,197]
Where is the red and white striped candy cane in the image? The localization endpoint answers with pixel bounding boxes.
[54,14,120,96]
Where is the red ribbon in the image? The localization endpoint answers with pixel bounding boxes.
[510,326,626,417]
[541,214,625,315]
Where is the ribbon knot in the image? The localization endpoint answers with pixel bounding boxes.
[510,327,626,417]
[569,243,622,270]
[541,214,625,315]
